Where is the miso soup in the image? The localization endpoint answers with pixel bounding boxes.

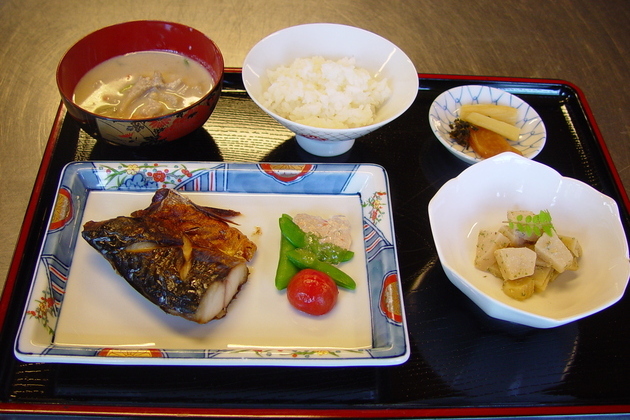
[73,51,214,119]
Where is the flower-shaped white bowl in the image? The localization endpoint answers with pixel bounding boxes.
[428,85,546,164]
[428,153,629,328]
[242,23,418,157]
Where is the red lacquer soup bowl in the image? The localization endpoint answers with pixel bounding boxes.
[57,20,224,146]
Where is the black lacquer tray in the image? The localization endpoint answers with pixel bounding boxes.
[1,71,629,418]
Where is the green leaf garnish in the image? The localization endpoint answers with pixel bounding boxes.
[506,210,555,237]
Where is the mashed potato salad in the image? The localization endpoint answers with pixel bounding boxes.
[262,56,391,129]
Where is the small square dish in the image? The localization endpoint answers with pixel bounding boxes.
[15,162,408,366]
[428,85,546,164]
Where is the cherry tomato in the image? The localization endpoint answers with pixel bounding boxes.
[287,269,338,316]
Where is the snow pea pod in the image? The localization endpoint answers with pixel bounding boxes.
[280,214,354,264]
[286,248,356,290]
[279,214,307,248]
[275,233,299,290]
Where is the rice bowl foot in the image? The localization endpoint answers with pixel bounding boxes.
[296,136,355,157]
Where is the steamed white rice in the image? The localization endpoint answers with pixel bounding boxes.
[262,56,391,129]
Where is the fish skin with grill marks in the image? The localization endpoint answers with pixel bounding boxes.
[81,188,257,324]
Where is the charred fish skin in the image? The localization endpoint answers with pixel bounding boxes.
[82,217,184,252]
[131,189,257,261]
[81,189,256,324]
[82,240,244,321]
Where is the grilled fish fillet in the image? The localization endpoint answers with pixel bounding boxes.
[81,188,257,323]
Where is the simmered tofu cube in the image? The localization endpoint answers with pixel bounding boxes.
[499,225,527,247]
[535,254,552,267]
[494,247,537,281]
[487,262,503,279]
[507,210,541,243]
[535,232,574,273]
[475,230,510,271]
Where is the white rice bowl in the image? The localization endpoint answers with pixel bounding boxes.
[262,56,391,129]
[242,23,418,157]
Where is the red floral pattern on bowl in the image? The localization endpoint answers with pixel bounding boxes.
[57,20,224,146]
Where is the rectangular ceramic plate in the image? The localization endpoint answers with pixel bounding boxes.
[14,161,408,366]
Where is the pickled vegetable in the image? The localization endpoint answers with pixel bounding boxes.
[468,126,522,159]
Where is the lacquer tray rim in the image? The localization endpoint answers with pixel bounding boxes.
[1,71,630,418]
